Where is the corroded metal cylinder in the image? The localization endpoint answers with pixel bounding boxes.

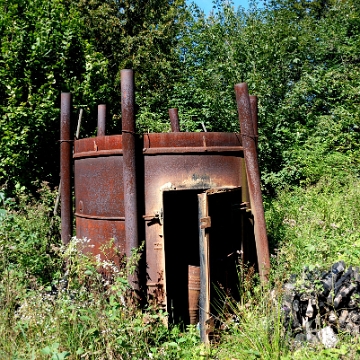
[121,69,140,291]
[60,92,72,245]
[169,108,180,132]
[71,75,270,335]
[97,104,106,136]
[74,132,245,297]
[249,95,258,147]
[235,83,270,282]
[188,265,200,325]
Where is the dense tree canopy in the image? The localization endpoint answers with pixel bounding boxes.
[0,0,185,191]
[0,0,359,193]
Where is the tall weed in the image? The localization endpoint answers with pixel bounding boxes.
[213,267,290,360]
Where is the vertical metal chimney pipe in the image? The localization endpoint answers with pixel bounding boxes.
[97,104,106,136]
[60,92,72,245]
[121,69,139,289]
[234,83,270,282]
[169,108,180,132]
[249,96,258,148]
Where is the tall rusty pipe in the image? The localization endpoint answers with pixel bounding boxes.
[169,108,180,132]
[60,92,72,245]
[121,69,139,289]
[249,96,258,148]
[97,104,106,136]
[234,83,270,282]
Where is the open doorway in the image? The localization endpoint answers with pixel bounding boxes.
[163,190,200,325]
[163,188,244,327]
[207,189,243,315]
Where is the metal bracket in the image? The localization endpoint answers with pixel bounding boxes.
[231,202,250,211]
[143,209,163,225]
[240,202,251,211]
[200,216,211,229]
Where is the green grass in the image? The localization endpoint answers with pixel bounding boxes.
[266,175,360,280]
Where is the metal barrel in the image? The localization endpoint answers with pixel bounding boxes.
[97,104,106,136]
[234,83,270,282]
[188,265,200,325]
[60,92,72,245]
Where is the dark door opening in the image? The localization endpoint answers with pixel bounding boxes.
[163,190,200,325]
[163,188,244,327]
[207,190,242,315]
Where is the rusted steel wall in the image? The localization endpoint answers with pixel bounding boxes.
[71,80,270,323]
[72,119,269,343]
[74,135,125,258]
[143,132,243,306]
[64,70,274,343]
[74,132,244,298]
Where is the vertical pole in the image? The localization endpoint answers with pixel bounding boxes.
[198,193,210,344]
[60,92,72,245]
[234,83,270,282]
[121,69,139,290]
[249,95,258,148]
[97,104,106,136]
[169,108,180,132]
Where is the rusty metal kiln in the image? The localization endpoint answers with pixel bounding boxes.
[60,69,270,342]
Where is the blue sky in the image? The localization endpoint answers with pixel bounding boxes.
[187,0,251,14]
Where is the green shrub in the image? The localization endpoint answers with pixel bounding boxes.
[0,182,61,285]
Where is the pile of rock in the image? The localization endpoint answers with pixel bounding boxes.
[282,261,360,347]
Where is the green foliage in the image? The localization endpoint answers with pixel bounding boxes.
[216,284,290,359]
[0,186,204,358]
[0,0,85,191]
[1,0,360,356]
[1,0,359,193]
[173,0,360,191]
[0,0,187,192]
[1,172,360,358]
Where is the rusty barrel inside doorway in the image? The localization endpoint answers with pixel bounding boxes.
[188,265,200,325]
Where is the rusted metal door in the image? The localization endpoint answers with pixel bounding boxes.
[198,188,244,343]
[198,192,210,343]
